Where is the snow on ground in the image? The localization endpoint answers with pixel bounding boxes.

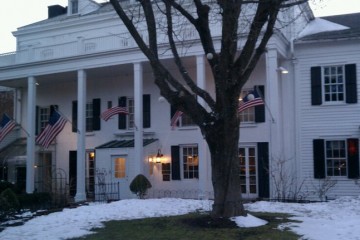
[1,196,360,240]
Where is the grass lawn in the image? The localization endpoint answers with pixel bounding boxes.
[71,212,301,240]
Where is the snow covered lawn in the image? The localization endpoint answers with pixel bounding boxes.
[1,196,360,240]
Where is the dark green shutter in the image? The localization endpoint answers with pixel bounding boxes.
[171,146,181,180]
[311,66,322,105]
[118,97,127,129]
[35,106,39,135]
[92,98,101,131]
[72,101,78,132]
[143,94,151,128]
[255,85,265,123]
[257,142,269,198]
[347,138,359,179]
[345,64,357,104]
[313,139,325,179]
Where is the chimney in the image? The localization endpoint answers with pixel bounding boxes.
[48,5,67,19]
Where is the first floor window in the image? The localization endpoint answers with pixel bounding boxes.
[182,146,199,179]
[325,140,347,176]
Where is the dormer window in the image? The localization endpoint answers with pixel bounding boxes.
[71,0,78,14]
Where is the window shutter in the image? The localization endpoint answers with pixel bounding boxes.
[311,66,322,105]
[69,151,77,197]
[171,146,181,180]
[92,98,101,131]
[255,85,265,123]
[143,94,151,128]
[118,97,127,129]
[347,138,359,179]
[257,142,269,198]
[35,106,39,135]
[345,64,357,104]
[313,139,325,179]
[72,101,78,133]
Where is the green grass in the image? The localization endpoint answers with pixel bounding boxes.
[71,211,301,240]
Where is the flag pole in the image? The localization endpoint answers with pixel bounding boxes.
[55,108,81,134]
[255,85,275,123]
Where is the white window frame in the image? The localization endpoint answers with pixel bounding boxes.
[127,98,135,129]
[180,145,199,180]
[322,65,345,104]
[38,106,50,132]
[325,139,348,177]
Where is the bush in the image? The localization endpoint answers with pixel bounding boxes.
[0,188,20,220]
[0,181,19,194]
[17,192,52,210]
[129,174,152,199]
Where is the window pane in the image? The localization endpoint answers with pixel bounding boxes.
[325,140,347,177]
[182,146,199,179]
[114,158,126,178]
[323,66,345,102]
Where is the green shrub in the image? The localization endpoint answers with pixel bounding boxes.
[129,174,152,199]
[0,181,18,194]
[17,192,52,210]
[0,188,20,220]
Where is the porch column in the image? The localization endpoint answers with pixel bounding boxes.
[196,55,209,198]
[26,76,36,193]
[75,69,87,202]
[265,48,283,159]
[134,62,143,175]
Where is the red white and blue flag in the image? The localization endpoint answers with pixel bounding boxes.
[238,89,264,112]
[36,110,67,149]
[0,114,16,142]
[100,106,129,121]
[171,110,183,129]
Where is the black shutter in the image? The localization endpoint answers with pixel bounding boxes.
[257,142,269,198]
[92,98,101,131]
[69,151,77,197]
[35,106,39,135]
[72,101,78,133]
[255,85,265,123]
[171,146,181,180]
[311,66,322,105]
[345,64,357,104]
[118,97,127,129]
[347,138,359,179]
[143,94,151,128]
[313,139,325,179]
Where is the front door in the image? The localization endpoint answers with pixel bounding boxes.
[111,155,131,199]
[239,147,258,198]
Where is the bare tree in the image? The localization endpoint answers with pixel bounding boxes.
[109,0,309,218]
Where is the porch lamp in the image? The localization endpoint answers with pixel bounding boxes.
[277,66,289,74]
[155,149,163,163]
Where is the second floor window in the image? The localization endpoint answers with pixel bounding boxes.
[86,102,93,132]
[39,107,50,132]
[71,0,78,14]
[238,89,255,123]
[323,66,345,102]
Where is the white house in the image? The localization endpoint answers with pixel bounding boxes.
[0,0,358,202]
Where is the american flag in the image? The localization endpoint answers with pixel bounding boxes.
[170,110,183,129]
[36,110,67,149]
[0,114,16,142]
[100,106,129,121]
[238,89,264,112]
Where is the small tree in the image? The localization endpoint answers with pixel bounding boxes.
[130,174,152,199]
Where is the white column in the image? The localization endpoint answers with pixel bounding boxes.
[266,49,282,159]
[15,88,22,123]
[75,69,87,202]
[134,62,143,175]
[196,55,209,198]
[26,76,36,193]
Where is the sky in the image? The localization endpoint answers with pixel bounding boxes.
[0,0,360,54]
[1,196,360,239]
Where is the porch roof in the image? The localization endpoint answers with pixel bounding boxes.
[96,138,158,149]
[0,138,27,163]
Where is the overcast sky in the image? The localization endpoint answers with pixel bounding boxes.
[1,0,360,54]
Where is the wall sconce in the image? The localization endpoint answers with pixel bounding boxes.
[155,149,163,163]
[277,66,289,74]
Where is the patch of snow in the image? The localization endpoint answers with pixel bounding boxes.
[231,214,268,228]
[297,17,349,38]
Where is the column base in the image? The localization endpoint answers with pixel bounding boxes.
[74,192,87,202]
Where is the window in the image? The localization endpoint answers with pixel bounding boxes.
[323,66,345,102]
[179,114,195,127]
[182,146,199,179]
[313,138,359,179]
[114,157,126,178]
[118,95,151,130]
[127,98,135,129]
[325,140,347,176]
[39,107,50,132]
[311,64,357,105]
[238,89,255,123]
[86,102,93,132]
[161,163,171,181]
[71,0,78,14]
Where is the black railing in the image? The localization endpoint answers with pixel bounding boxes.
[94,182,120,203]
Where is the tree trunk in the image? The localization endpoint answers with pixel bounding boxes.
[206,117,246,218]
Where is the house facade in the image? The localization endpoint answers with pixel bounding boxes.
[0,0,358,202]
